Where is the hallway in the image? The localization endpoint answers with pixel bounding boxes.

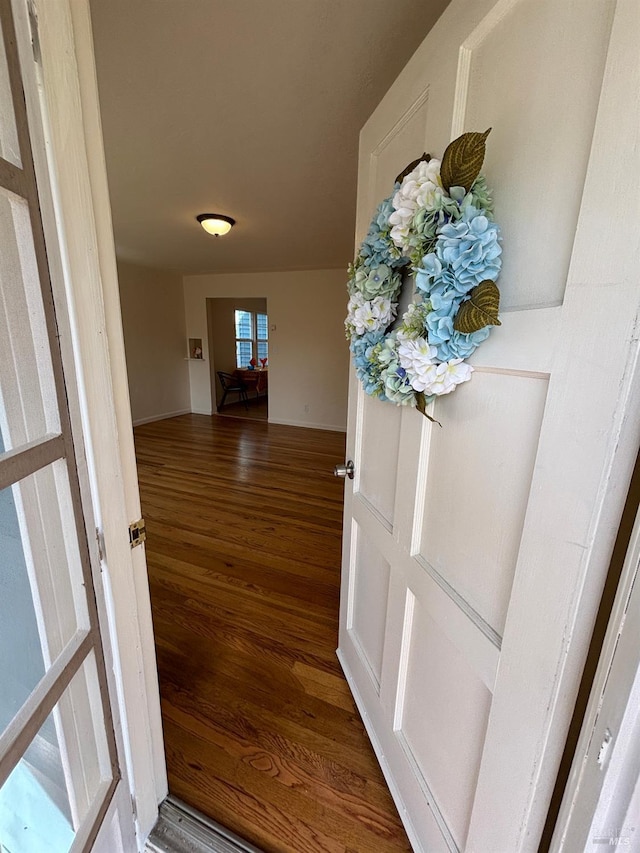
[134,414,411,852]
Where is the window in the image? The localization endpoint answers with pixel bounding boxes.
[234,309,268,367]
[257,312,268,363]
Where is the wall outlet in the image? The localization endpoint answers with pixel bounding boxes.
[303,404,310,413]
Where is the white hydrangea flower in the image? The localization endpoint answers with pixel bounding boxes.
[346,293,396,336]
[399,338,474,396]
[389,159,443,253]
[422,359,473,396]
[398,338,438,392]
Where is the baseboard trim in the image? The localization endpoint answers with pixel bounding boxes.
[268,417,346,432]
[132,409,191,427]
[145,796,265,853]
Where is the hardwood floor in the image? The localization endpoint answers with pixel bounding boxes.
[217,395,269,421]
[134,414,411,853]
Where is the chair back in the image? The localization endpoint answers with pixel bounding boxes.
[218,371,244,390]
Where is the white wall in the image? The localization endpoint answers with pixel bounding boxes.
[184,269,349,431]
[118,261,191,425]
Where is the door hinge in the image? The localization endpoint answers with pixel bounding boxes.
[129,518,146,549]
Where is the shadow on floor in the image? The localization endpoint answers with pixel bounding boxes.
[216,396,268,422]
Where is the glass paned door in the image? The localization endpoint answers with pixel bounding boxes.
[0,1,120,850]
[0,459,92,731]
[0,653,111,853]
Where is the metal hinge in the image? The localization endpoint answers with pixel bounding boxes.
[129,518,146,549]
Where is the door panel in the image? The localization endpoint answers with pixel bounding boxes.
[419,370,548,633]
[339,0,640,850]
[368,88,430,219]
[461,0,615,312]
[401,600,492,847]
[358,398,402,526]
[349,522,391,690]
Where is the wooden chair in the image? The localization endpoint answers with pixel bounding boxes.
[217,371,249,410]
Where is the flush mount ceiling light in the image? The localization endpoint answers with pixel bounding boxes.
[196,213,236,236]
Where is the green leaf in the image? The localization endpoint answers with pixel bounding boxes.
[453,280,501,334]
[395,153,431,185]
[440,129,491,193]
[415,392,442,427]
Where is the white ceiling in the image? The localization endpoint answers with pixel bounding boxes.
[89,0,449,275]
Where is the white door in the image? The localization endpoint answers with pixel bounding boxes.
[338,1,640,850]
[0,0,136,849]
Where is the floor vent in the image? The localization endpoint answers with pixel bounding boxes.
[146,796,265,853]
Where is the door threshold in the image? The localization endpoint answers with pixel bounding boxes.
[145,796,265,853]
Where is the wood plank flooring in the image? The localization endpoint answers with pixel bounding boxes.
[217,396,269,421]
[134,414,411,853]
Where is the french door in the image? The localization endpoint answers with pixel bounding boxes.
[0,0,133,849]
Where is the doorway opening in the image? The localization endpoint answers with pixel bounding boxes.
[207,298,269,423]
[132,412,412,851]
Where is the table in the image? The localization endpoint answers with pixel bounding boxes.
[233,368,268,396]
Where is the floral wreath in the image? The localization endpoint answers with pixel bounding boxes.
[345,129,501,423]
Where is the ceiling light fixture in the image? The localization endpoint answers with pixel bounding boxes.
[196,213,236,236]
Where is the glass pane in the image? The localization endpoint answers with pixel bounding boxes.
[235,340,253,368]
[234,309,252,339]
[0,458,89,737]
[257,342,268,363]
[0,186,60,452]
[0,17,21,167]
[256,313,268,341]
[0,652,112,853]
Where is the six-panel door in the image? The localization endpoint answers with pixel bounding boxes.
[338,0,640,850]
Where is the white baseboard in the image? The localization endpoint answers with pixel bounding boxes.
[268,417,346,432]
[132,408,191,427]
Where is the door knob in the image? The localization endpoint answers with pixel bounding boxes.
[334,460,355,479]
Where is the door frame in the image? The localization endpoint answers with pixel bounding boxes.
[19,0,167,842]
[551,483,640,850]
[25,0,640,849]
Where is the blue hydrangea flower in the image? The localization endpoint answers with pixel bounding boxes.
[350,264,401,300]
[433,327,491,362]
[415,254,458,296]
[350,331,388,398]
[436,207,502,291]
[428,284,458,318]
[359,188,408,270]
[381,363,415,405]
[425,311,454,345]
[350,329,384,364]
